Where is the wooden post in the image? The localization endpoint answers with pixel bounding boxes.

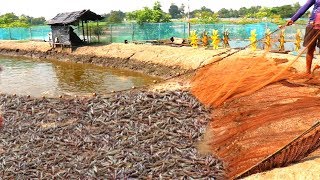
[188,22,191,37]
[96,21,100,43]
[158,23,161,40]
[132,23,134,42]
[82,20,85,42]
[29,27,32,40]
[41,27,44,41]
[89,27,92,43]
[9,28,12,40]
[183,23,186,39]
[20,28,23,40]
[78,21,80,36]
[110,24,112,43]
[86,21,89,43]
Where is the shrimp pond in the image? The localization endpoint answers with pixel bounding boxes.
[0,56,161,97]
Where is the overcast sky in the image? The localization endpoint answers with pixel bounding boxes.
[1,0,307,20]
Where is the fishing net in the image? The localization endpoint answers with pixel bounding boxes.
[190,49,320,178]
[191,54,295,108]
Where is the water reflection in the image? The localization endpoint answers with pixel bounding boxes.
[0,56,161,97]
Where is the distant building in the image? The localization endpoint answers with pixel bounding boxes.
[47,9,103,48]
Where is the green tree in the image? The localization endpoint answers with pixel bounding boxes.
[153,1,162,11]
[0,13,19,24]
[190,6,218,23]
[270,3,302,18]
[253,8,272,19]
[0,13,29,27]
[229,9,239,17]
[169,3,181,19]
[195,11,219,24]
[19,15,30,24]
[0,13,46,27]
[218,8,230,18]
[105,10,125,23]
[238,7,248,17]
[126,1,171,24]
[31,17,46,25]
[191,6,213,18]
[179,4,185,18]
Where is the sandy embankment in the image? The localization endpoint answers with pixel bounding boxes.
[0,40,312,77]
[0,40,227,79]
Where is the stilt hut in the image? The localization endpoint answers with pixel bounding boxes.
[47,9,103,48]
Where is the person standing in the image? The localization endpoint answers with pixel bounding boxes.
[286,0,320,75]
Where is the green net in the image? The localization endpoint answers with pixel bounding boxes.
[0,22,306,50]
[0,26,51,41]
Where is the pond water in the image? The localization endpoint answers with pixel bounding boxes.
[0,56,161,97]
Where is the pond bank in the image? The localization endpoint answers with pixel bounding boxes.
[0,40,228,79]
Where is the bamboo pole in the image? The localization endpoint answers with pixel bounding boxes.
[82,20,85,42]
[97,21,100,43]
[86,21,89,43]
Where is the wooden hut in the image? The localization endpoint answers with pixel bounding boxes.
[47,9,103,48]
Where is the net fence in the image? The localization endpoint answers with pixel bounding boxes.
[0,22,306,50]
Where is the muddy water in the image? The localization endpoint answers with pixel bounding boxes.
[0,56,161,97]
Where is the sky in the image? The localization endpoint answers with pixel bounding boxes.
[1,0,307,20]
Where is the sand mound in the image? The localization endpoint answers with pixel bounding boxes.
[0,40,51,52]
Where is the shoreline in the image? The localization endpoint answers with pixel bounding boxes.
[0,40,226,79]
[0,47,186,79]
[0,40,309,79]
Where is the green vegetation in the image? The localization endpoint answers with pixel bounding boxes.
[164,2,307,25]
[0,2,309,28]
[126,1,171,24]
[0,13,46,28]
[103,10,126,24]
[168,3,185,19]
[215,3,305,19]
[190,6,219,24]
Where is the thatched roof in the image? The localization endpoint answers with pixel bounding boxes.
[47,9,103,25]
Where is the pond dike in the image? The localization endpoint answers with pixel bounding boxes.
[0,41,221,79]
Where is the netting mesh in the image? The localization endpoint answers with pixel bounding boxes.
[0,22,306,49]
[190,53,320,178]
[0,26,51,41]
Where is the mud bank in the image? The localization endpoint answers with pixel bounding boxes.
[0,41,226,78]
[0,48,182,79]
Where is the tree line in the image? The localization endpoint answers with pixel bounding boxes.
[0,13,46,28]
[104,2,307,25]
[0,1,308,27]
